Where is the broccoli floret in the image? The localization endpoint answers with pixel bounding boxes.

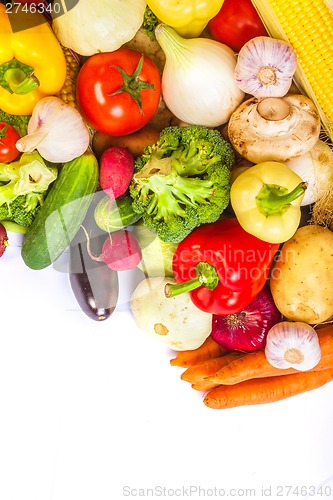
[0,193,43,227]
[0,150,57,206]
[142,5,159,41]
[0,108,30,137]
[129,125,235,243]
[0,151,57,227]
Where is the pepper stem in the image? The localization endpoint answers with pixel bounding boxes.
[165,262,219,298]
[108,55,155,114]
[256,182,307,217]
[4,68,39,95]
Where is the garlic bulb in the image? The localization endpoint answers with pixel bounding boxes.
[234,36,297,98]
[155,24,244,127]
[16,97,90,163]
[265,322,321,371]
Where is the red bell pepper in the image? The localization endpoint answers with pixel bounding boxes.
[165,218,279,315]
[207,0,268,53]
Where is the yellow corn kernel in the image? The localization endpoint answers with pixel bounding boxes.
[56,46,81,108]
[251,0,333,142]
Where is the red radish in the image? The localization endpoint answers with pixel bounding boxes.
[0,223,8,257]
[81,226,142,271]
[99,146,135,199]
[211,287,282,352]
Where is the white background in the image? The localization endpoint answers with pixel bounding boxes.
[1,232,333,500]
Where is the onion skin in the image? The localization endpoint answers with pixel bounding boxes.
[155,24,244,127]
[211,287,282,352]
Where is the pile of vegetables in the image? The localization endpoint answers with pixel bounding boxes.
[170,325,333,409]
[2,0,333,409]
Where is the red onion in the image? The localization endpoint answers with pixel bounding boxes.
[211,287,282,352]
[0,223,8,257]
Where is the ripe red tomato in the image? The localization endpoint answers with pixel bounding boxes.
[76,48,162,136]
[207,0,268,53]
[0,122,21,163]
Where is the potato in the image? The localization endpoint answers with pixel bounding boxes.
[92,125,161,160]
[270,225,333,324]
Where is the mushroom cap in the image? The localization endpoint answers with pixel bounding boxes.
[227,94,321,163]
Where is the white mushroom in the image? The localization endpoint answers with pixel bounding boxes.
[227,94,321,163]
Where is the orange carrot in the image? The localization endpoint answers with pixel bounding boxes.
[205,326,333,386]
[169,336,229,367]
[181,352,244,391]
[203,368,333,409]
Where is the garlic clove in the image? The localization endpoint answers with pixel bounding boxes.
[264,321,322,371]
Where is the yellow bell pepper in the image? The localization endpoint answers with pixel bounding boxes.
[147,0,224,38]
[230,161,307,244]
[0,4,66,115]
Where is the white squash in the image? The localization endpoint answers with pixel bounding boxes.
[51,0,147,56]
[130,277,213,351]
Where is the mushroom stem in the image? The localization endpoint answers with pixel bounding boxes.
[257,97,291,121]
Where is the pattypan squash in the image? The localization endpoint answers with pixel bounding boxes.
[51,0,147,56]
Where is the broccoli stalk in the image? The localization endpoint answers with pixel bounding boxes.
[130,125,235,243]
[0,151,57,227]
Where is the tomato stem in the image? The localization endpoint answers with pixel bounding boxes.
[108,55,155,114]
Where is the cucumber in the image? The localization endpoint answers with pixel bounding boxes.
[94,193,142,233]
[21,151,99,270]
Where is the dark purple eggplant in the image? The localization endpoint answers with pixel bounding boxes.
[69,191,119,321]
[69,235,119,321]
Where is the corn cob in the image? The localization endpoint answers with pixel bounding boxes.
[56,46,81,108]
[251,0,333,142]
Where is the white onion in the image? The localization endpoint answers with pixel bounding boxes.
[155,24,244,127]
[284,140,333,206]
